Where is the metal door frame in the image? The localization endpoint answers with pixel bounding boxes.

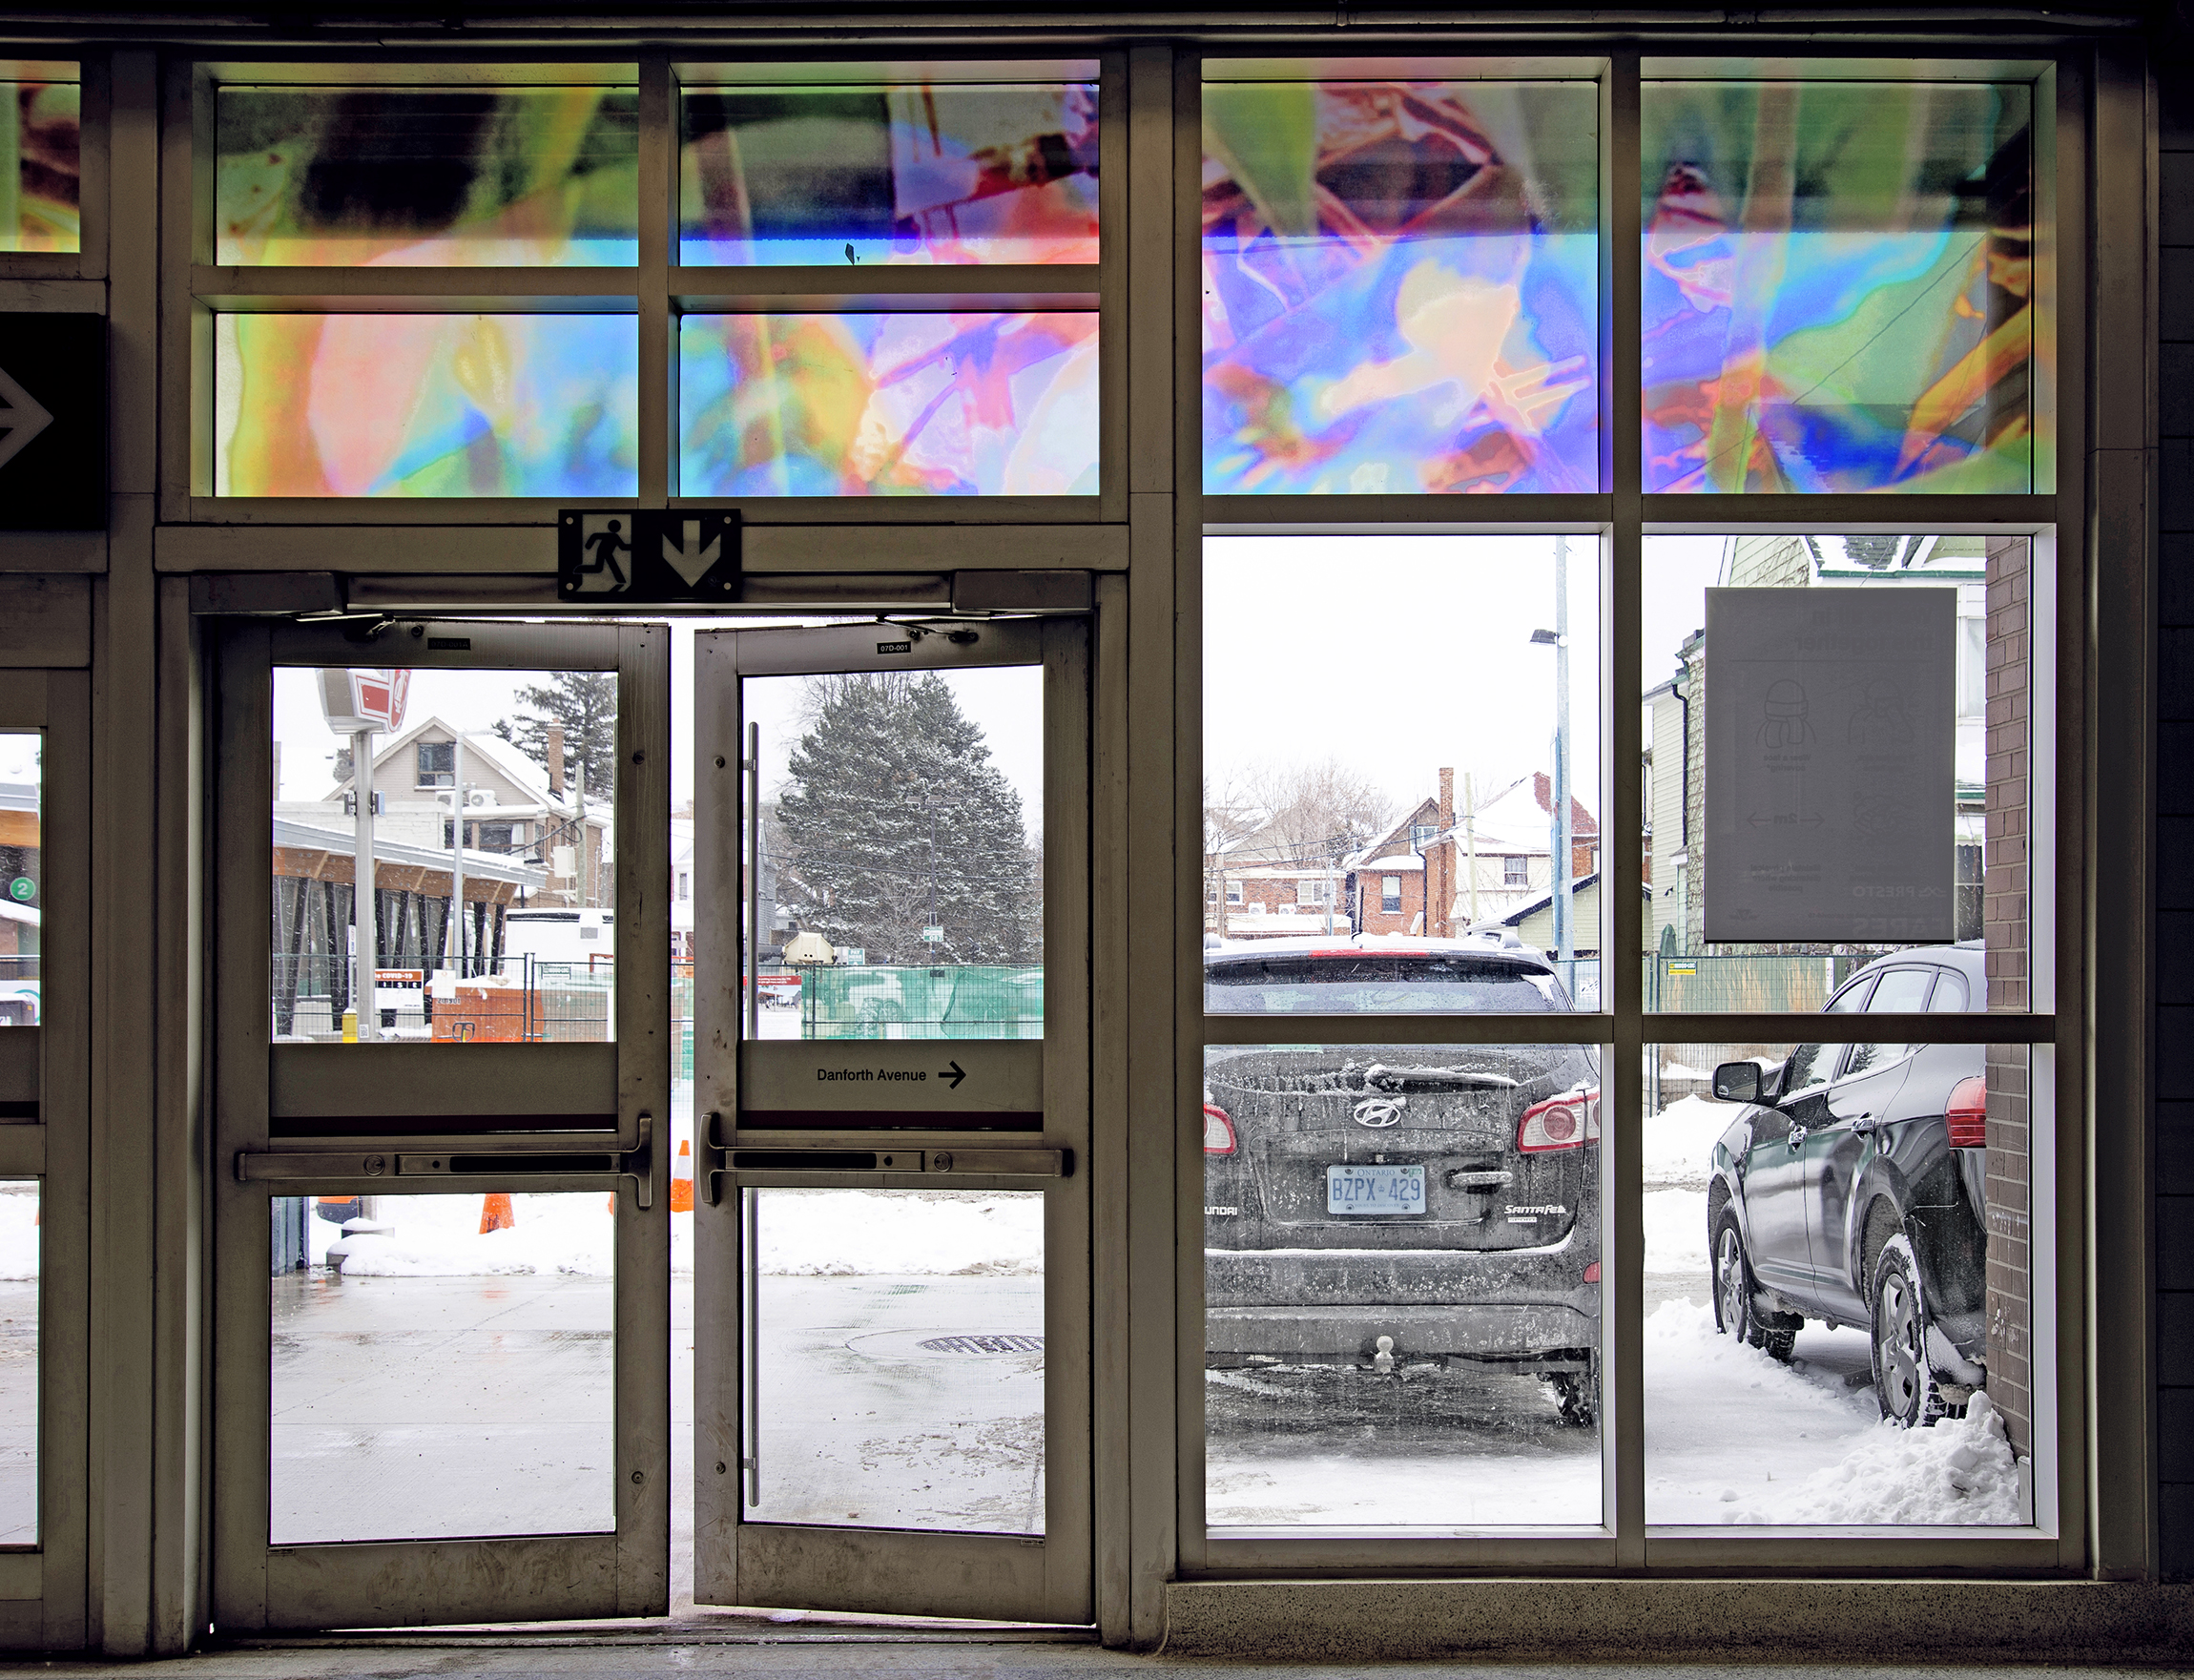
[208,617,670,1632]
[692,614,1092,1625]
[0,669,91,1645]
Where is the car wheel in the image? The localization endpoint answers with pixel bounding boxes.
[1870,1232,1942,1428]
[1713,1214,1797,1363]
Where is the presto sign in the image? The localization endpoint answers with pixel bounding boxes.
[1704,587,1956,944]
[317,668,411,736]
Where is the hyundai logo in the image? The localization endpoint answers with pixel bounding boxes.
[1353,1095,1405,1129]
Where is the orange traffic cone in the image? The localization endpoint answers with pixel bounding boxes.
[479,1192,516,1234]
[671,1138,694,1213]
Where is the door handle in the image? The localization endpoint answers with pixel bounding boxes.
[1848,1112,1878,1134]
[703,1139,1070,1199]
[237,1111,655,1209]
[1786,1125,1808,1149]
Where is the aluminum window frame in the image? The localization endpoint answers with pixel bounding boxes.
[1176,46,2089,1581]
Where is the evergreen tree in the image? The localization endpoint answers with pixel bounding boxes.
[495,671,618,792]
[775,674,1038,964]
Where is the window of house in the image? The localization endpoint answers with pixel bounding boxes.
[1225,881,1242,905]
[1503,855,1529,886]
[1294,879,1329,905]
[417,741,454,788]
[1380,875,1400,913]
[479,822,515,853]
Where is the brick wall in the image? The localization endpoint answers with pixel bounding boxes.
[2158,37,2194,1581]
[1984,537,2033,1457]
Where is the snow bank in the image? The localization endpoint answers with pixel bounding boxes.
[327,1193,614,1278]
[756,1190,1043,1277]
[1643,1094,1734,1189]
[1719,1391,2024,1526]
[1644,1187,1708,1273]
[0,1188,35,1280]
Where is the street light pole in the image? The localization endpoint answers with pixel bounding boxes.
[1552,535,1574,966]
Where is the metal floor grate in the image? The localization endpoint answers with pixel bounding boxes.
[916,1333,1045,1355]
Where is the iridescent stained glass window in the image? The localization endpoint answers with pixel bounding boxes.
[1201,79,1600,496]
[216,87,640,265]
[0,65,78,253]
[217,314,637,497]
[1642,82,2033,493]
[678,83,1098,266]
[679,312,1098,496]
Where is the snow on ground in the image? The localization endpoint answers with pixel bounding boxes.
[321,1192,615,1278]
[756,1189,1043,1276]
[1644,1187,1708,1273]
[0,1188,36,1280]
[1642,1093,1732,1190]
[1642,1299,2025,1525]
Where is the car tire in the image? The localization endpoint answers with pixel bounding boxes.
[1870,1232,1944,1428]
[1712,1213,1797,1363]
[1545,1359,1598,1428]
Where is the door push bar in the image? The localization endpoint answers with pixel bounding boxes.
[237,1114,656,1208]
[698,1111,1067,1205]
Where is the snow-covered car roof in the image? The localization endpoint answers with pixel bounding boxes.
[1203,931,1553,968]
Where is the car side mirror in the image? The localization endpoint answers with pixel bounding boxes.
[1713,1058,1783,1104]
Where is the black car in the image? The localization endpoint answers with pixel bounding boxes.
[1203,937,1602,1424]
[1706,942,1989,1427]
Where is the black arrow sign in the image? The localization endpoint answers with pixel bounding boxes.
[941,1060,966,1090]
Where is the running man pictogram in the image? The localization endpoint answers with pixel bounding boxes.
[579,517,631,590]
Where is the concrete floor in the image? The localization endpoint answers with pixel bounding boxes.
[1,1651,2185,1678]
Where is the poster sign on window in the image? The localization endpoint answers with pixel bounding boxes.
[1704,588,1956,944]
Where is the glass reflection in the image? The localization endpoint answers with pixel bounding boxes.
[679,83,1098,266]
[679,312,1097,496]
[0,71,78,253]
[217,314,638,498]
[0,736,35,1027]
[1642,82,2033,493]
[1201,79,1600,495]
[217,86,639,266]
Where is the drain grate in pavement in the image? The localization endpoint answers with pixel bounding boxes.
[917,1333,1045,1356]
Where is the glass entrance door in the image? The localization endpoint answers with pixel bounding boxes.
[691,618,1090,1625]
[210,619,671,1631]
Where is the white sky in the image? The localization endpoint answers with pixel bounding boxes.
[263,538,1727,831]
[1203,533,1726,825]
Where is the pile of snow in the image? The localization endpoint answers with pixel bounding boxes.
[756,1190,1042,1277]
[1643,1094,1732,1189]
[0,1188,34,1280]
[1719,1390,2024,1525]
[1659,1060,1708,1081]
[319,1193,613,1278]
[1644,1187,1708,1272]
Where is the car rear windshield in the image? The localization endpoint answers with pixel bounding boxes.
[1204,956,1567,1014]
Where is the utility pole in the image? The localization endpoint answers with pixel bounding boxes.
[1462,772,1480,926]
[351,728,379,1040]
[449,735,466,977]
[1551,536,1575,965]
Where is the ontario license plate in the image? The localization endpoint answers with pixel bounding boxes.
[1326,1163,1426,1214]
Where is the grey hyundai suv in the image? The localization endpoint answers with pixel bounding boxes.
[1203,937,1602,1423]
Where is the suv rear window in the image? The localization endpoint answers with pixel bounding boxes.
[1204,956,1567,1014]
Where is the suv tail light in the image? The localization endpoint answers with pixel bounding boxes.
[1946,1075,1987,1148]
[1518,1089,1601,1152]
[1203,1103,1237,1155]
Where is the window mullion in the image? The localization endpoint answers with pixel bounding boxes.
[637,52,673,506]
[1604,47,1647,1571]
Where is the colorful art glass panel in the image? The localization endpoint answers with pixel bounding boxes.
[679,84,1098,266]
[1642,83,2033,493]
[1201,80,1600,496]
[679,312,1098,496]
[217,314,638,497]
[0,70,77,253]
[217,87,639,265]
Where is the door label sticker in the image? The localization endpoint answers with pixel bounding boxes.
[1705,586,1956,943]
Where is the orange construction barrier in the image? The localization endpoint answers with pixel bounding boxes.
[479,1192,516,1234]
[670,1138,694,1213]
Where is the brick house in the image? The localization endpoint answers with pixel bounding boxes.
[1347,768,1599,938]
